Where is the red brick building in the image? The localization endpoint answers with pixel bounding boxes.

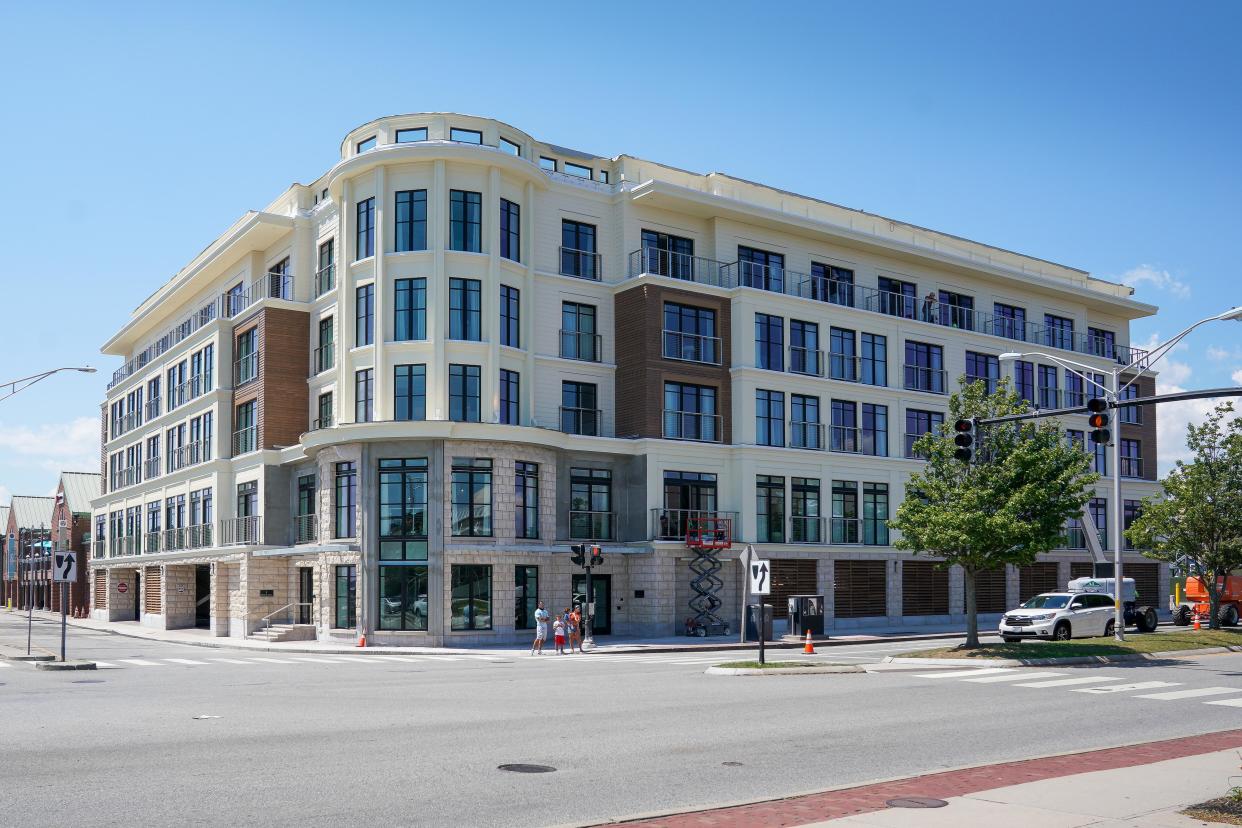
[47,472,101,615]
[3,496,54,609]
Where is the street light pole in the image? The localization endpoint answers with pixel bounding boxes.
[0,366,96,404]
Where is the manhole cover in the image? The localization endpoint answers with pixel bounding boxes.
[722,762,744,767]
[498,764,556,774]
[886,797,948,809]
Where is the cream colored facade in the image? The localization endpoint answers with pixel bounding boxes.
[89,112,1164,645]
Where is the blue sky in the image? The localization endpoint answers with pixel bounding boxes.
[0,1,1239,501]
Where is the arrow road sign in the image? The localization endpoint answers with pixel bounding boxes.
[53,551,76,583]
[749,559,771,595]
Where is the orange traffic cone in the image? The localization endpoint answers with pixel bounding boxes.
[357,634,367,648]
[804,629,815,654]
[1193,618,1201,631]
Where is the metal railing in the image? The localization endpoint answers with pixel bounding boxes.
[559,406,600,436]
[312,416,332,430]
[903,364,947,394]
[92,540,105,560]
[168,374,205,410]
[315,264,335,297]
[1061,527,1087,550]
[254,601,314,640]
[559,330,602,362]
[628,247,728,285]
[108,297,219,389]
[1121,457,1143,478]
[233,426,257,456]
[964,375,999,395]
[830,517,862,544]
[234,352,259,387]
[313,343,335,374]
[830,425,861,454]
[904,432,932,460]
[294,514,318,544]
[828,353,860,382]
[1037,387,1064,409]
[110,467,140,490]
[790,515,825,544]
[790,420,825,451]
[219,516,260,546]
[662,330,721,365]
[651,509,740,541]
[568,511,613,541]
[144,532,162,555]
[145,397,161,420]
[662,410,722,442]
[559,247,601,281]
[790,346,825,377]
[167,439,211,473]
[112,410,142,438]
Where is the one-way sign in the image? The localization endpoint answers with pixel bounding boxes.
[749,559,771,595]
[53,550,77,583]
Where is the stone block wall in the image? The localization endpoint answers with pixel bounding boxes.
[163,565,196,629]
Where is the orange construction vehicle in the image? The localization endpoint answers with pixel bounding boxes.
[1173,575,1242,627]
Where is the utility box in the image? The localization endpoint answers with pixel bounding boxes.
[746,603,774,641]
[788,594,826,636]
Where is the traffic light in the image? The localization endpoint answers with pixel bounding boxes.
[589,545,603,567]
[953,418,976,463]
[570,544,586,566]
[1087,397,1111,444]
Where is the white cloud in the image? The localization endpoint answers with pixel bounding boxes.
[0,417,100,494]
[1119,264,1191,299]
[1153,382,1218,474]
[1160,359,1192,387]
[1233,369,1242,385]
[0,485,10,507]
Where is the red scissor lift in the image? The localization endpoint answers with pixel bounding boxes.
[684,517,732,637]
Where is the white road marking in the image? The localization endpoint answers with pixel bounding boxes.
[963,671,1064,683]
[915,668,1017,679]
[119,659,162,666]
[93,661,118,668]
[1014,676,1123,688]
[246,657,300,664]
[1135,687,1241,701]
[290,657,352,663]
[1071,681,1180,694]
[1205,698,1242,708]
[369,655,426,663]
[210,658,255,665]
[164,658,209,665]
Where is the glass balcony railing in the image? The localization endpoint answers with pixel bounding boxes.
[559,247,601,281]
[294,514,317,545]
[903,364,947,394]
[789,421,824,451]
[219,516,260,546]
[829,425,861,454]
[663,330,721,365]
[569,511,613,541]
[651,509,740,541]
[559,406,600,436]
[790,346,825,377]
[559,330,602,362]
[790,515,824,544]
[662,410,721,442]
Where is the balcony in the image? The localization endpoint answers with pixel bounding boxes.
[827,353,860,382]
[311,415,332,431]
[168,374,205,411]
[662,410,722,442]
[219,516,260,546]
[559,330,602,362]
[651,509,740,541]
[109,297,219,390]
[144,532,162,555]
[234,353,259,387]
[569,511,613,541]
[904,432,932,460]
[110,467,140,490]
[559,406,601,436]
[663,330,721,365]
[1061,526,1087,550]
[830,425,861,454]
[628,247,728,286]
[315,264,335,298]
[145,397,161,420]
[790,515,825,544]
[112,410,142,439]
[790,421,824,451]
[294,514,318,545]
[1121,457,1143,478]
[233,426,257,456]
[92,540,105,560]
[903,364,947,395]
[559,247,601,281]
[790,346,825,377]
[830,517,862,544]
[110,535,141,558]
[167,440,211,473]
[964,375,999,395]
[313,343,335,375]
[1036,388,1064,409]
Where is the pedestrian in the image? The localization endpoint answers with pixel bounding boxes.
[569,605,583,653]
[921,292,937,323]
[553,615,566,654]
[531,600,549,656]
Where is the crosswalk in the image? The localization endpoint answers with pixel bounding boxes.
[913,666,1242,710]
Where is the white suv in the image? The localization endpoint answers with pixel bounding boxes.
[999,592,1117,642]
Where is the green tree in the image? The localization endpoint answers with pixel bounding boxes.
[890,378,1099,647]
[1127,402,1242,629]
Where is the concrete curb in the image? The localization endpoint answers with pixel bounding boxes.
[6,654,55,662]
[34,660,97,671]
[705,664,864,676]
[882,644,1242,668]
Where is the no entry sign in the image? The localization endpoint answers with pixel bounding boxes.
[117,582,128,594]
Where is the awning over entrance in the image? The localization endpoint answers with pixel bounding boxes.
[251,543,357,558]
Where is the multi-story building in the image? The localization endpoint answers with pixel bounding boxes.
[89,112,1163,645]
[47,471,101,615]
[3,496,54,610]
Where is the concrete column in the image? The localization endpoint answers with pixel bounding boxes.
[1056,560,1072,591]
[522,180,536,426]
[948,564,965,617]
[338,177,355,424]
[887,557,902,622]
[1005,564,1020,610]
[373,165,388,419]
[483,166,501,422]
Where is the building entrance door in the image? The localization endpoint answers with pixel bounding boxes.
[298,567,314,625]
[572,574,611,636]
[195,565,211,629]
[133,573,141,622]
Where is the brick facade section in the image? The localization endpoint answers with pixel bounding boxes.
[49,486,91,615]
[614,283,732,442]
[1120,373,1157,481]
[232,306,310,452]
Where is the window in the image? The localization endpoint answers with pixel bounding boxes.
[316,391,333,430]
[755,313,784,371]
[1038,365,1059,408]
[561,381,599,435]
[1065,371,1086,407]
[394,190,428,252]
[450,127,482,144]
[831,399,858,453]
[936,290,974,329]
[564,162,592,179]
[904,341,945,393]
[664,382,718,441]
[515,566,538,629]
[1123,500,1142,549]
[1120,383,1142,424]
[500,285,520,347]
[1044,314,1075,350]
[353,368,374,423]
[560,302,598,361]
[862,403,888,457]
[449,278,482,340]
[755,390,784,447]
[1014,360,1035,403]
[861,333,887,387]
[147,376,160,419]
[905,409,944,459]
[500,198,520,262]
[1094,440,1108,475]
[1067,429,1086,451]
[395,127,427,143]
[877,276,917,319]
[499,136,521,156]
[1121,439,1142,478]
[789,319,821,375]
[560,219,598,279]
[335,462,356,538]
[355,197,374,260]
[451,458,492,537]
[449,364,481,422]
[394,365,426,421]
[334,565,356,629]
[451,565,492,630]
[663,302,717,364]
[599,170,609,184]
[829,326,856,381]
[394,278,427,341]
[355,284,374,346]
[499,369,520,425]
[449,190,482,252]
[994,303,1027,340]
[570,468,612,540]
[1089,497,1108,548]
[737,246,784,292]
[965,352,999,393]
[756,475,785,543]
[316,238,335,296]
[811,262,854,306]
[1088,327,1116,359]
[831,481,859,544]
[356,136,376,153]
[234,401,255,454]
[641,229,695,278]
[378,458,428,560]
[379,564,428,631]
[296,473,315,532]
[316,317,334,373]
[863,483,890,545]
[790,394,821,450]
[791,478,822,542]
[515,461,539,539]
[539,156,557,171]
[233,331,256,387]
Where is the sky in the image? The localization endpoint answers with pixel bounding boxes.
[0,1,1239,503]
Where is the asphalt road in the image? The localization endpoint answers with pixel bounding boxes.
[1,613,1238,828]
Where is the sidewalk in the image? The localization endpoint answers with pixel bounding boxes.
[611,730,1242,828]
[5,607,980,656]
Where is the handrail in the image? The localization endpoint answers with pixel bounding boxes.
[254,601,314,640]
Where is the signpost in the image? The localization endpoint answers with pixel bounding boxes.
[53,549,76,662]
[749,558,771,665]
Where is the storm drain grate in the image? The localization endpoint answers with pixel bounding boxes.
[498,764,556,774]
[886,797,948,809]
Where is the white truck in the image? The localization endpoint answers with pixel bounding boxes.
[998,577,1159,643]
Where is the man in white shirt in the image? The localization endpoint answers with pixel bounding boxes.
[531,601,550,655]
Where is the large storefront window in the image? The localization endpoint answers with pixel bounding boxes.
[379,565,428,631]
[451,458,492,537]
[515,565,538,630]
[451,565,492,631]
[379,458,428,560]
[335,565,356,629]
[334,462,356,538]
[515,462,539,539]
